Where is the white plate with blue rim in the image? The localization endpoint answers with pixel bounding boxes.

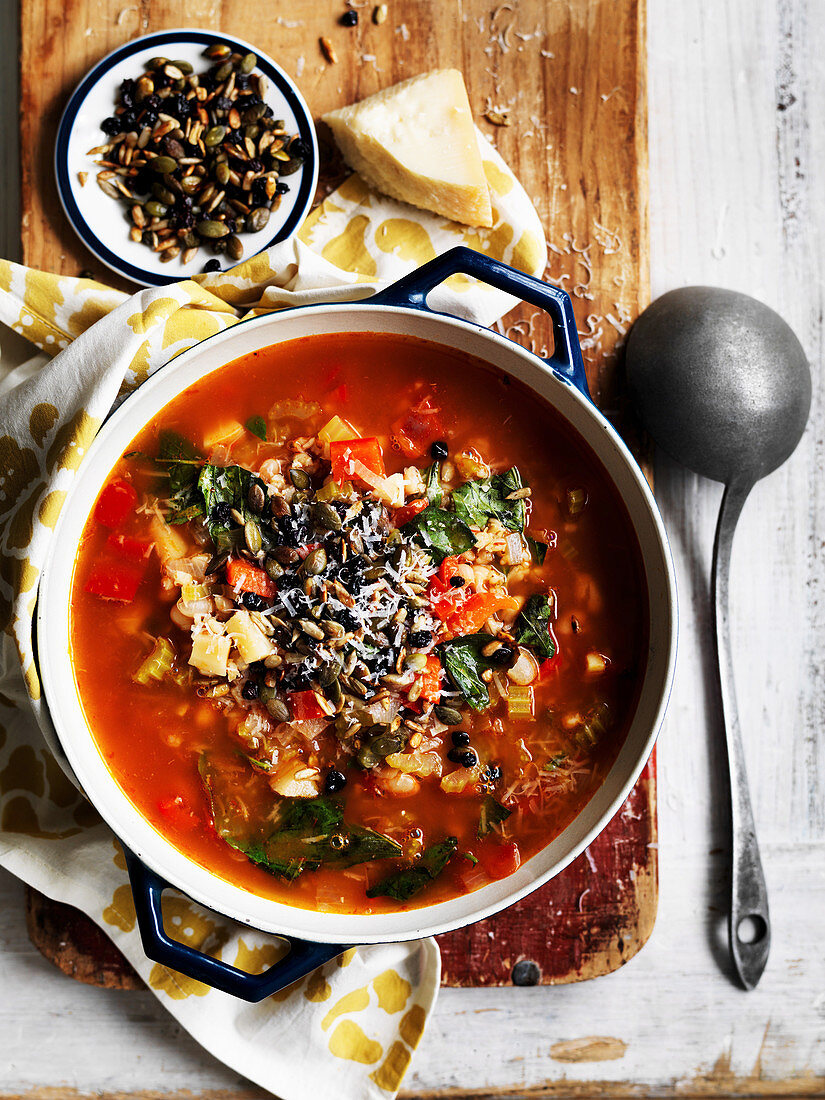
[55,28,318,286]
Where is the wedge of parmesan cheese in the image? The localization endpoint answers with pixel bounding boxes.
[323,70,493,228]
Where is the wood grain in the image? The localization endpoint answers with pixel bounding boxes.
[18,0,653,991]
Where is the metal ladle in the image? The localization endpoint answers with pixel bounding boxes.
[625,286,811,989]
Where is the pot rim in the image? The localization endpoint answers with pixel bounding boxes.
[37,301,678,944]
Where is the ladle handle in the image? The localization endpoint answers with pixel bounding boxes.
[712,482,771,989]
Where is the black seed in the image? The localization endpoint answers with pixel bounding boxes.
[241,679,260,700]
[484,763,502,785]
[275,181,290,194]
[202,258,222,273]
[408,629,432,648]
[451,730,471,747]
[430,440,449,460]
[290,138,310,159]
[340,9,358,25]
[488,643,515,666]
[241,592,266,611]
[101,116,121,135]
[210,501,233,525]
[338,608,360,632]
[324,768,348,794]
[448,746,476,765]
[449,575,465,587]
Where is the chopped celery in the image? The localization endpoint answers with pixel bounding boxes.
[318,415,358,448]
[181,582,210,603]
[507,684,534,719]
[315,478,354,502]
[133,637,176,685]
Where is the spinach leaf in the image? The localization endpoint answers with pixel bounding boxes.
[198,463,269,554]
[477,795,511,837]
[401,506,475,563]
[245,415,267,442]
[515,594,558,659]
[366,837,458,901]
[452,467,528,532]
[439,633,496,710]
[200,763,402,880]
[423,462,443,506]
[527,536,547,565]
[158,430,204,525]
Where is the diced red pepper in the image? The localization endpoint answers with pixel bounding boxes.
[296,542,322,560]
[289,690,326,721]
[330,437,386,483]
[331,383,348,404]
[106,533,153,563]
[226,558,278,599]
[416,654,442,704]
[447,592,520,636]
[84,561,146,602]
[94,479,137,528]
[479,840,521,880]
[427,560,470,623]
[538,652,563,679]
[391,395,442,458]
[393,497,429,528]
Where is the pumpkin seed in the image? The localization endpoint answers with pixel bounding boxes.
[279,156,303,176]
[370,732,405,758]
[244,521,262,554]
[313,501,342,531]
[434,704,463,726]
[172,59,194,74]
[272,545,300,565]
[357,744,379,769]
[152,182,176,204]
[150,156,178,173]
[215,60,233,81]
[204,125,226,147]
[227,235,244,261]
[264,556,284,582]
[215,161,230,186]
[247,482,266,514]
[240,52,257,73]
[302,547,327,576]
[197,219,230,238]
[247,207,270,233]
[289,467,311,490]
[147,56,169,70]
[204,42,231,60]
[266,697,290,723]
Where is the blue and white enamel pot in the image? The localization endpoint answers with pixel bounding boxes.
[37,247,677,1001]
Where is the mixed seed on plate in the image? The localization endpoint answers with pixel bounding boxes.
[89,43,308,269]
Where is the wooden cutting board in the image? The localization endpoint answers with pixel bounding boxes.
[18,0,652,988]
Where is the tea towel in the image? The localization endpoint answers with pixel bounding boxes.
[0,132,545,1100]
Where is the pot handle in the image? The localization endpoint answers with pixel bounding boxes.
[123,846,350,1003]
[368,246,590,398]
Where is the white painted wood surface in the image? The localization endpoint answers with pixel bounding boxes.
[1,0,823,1094]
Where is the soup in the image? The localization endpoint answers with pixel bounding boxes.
[69,332,647,913]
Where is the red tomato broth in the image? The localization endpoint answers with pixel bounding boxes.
[69,331,648,913]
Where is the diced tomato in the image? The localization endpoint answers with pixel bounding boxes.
[447,592,520,636]
[480,841,521,880]
[539,652,563,679]
[94,479,137,528]
[225,558,278,599]
[106,533,152,563]
[439,556,462,585]
[296,542,321,560]
[416,654,442,704]
[427,562,470,623]
[330,437,386,484]
[157,795,202,832]
[84,561,146,602]
[289,690,326,721]
[394,497,429,528]
[330,383,348,404]
[391,395,442,458]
